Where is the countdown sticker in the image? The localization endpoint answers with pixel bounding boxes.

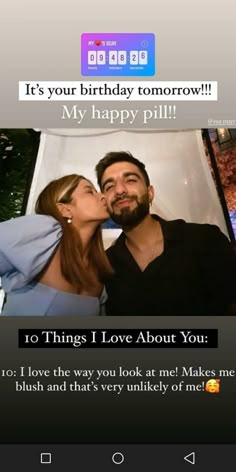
[81,33,155,76]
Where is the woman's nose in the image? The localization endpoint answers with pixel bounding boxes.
[99,192,106,201]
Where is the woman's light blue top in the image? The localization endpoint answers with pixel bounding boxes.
[0,215,107,316]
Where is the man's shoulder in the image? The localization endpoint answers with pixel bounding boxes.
[164,217,225,236]
[162,218,230,250]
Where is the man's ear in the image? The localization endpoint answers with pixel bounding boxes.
[148,185,155,204]
[56,202,72,218]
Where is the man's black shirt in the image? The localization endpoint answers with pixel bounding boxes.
[105,216,236,315]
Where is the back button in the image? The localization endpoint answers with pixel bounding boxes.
[184,452,195,465]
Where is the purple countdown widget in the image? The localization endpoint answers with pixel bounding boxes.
[81,33,155,76]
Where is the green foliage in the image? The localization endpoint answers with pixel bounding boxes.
[0,129,40,221]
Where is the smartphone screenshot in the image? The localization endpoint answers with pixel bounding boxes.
[0,2,236,471]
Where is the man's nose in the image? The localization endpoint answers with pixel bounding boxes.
[114,180,127,195]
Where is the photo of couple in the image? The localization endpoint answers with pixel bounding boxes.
[0,130,235,316]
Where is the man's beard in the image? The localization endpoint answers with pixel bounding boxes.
[110,193,150,230]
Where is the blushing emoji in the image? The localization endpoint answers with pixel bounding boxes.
[205,379,220,393]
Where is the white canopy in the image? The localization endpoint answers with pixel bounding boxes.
[26,128,228,247]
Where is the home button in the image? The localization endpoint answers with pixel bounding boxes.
[112,452,125,465]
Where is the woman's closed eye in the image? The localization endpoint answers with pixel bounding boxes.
[85,186,97,194]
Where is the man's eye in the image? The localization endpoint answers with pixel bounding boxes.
[104,184,114,192]
[127,178,136,183]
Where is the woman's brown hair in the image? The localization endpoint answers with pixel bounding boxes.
[35,174,113,291]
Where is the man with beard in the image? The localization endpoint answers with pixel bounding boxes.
[95,151,236,315]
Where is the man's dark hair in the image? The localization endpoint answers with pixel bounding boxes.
[95,151,150,188]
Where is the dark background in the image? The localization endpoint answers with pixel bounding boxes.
[0,316,235,444]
